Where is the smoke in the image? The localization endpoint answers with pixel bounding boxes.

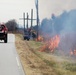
[40,9,76,55]
[58,9,76,53]
[39,0,76,21]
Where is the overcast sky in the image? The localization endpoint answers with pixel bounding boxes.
[0,0,76,26]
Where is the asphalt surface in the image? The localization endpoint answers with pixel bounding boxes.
[0,34,25,75]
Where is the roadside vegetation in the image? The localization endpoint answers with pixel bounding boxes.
[15,33,76,75]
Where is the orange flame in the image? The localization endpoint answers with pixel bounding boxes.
[48,35,60,51]
[40,35,60,52]
[36,35,44,41]
[70,49,76,55]
[70,50,73,55]
[74,50,76,55]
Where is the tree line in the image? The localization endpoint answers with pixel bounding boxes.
[5,19,18,32]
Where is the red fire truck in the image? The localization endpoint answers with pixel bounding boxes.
[0,24,8,43]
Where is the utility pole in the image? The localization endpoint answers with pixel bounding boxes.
[35,0,39,40]
[19,12,29,33]
[19,11,36,34]
[31,9,33,29]
[23,13,25,33]
[26,13,29,30]
[19,12,26,34]
[37,0,39,40]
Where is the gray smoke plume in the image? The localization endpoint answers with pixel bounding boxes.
[40,9,76,55]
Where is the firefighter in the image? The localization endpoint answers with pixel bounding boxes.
[32,30,37,39]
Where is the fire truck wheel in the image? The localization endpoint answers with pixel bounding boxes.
[4,34,7,43]
[27,39,29,41]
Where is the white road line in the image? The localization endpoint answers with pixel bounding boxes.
[16,57,20,69]
[0,34,25,75]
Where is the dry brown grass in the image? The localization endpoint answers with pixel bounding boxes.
[15,34,56,75]
[15,34,76,75]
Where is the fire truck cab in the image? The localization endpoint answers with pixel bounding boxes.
[0,24,8,43]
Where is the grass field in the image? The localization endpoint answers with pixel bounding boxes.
[15,34,76,75]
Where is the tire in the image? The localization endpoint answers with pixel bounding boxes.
[4,34,7,43]
[24,37,26,40]
[27,39,29,41]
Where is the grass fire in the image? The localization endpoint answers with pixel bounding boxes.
[36,35,44,41]
[39,35,60,52]
[70,49,76,56]
[15,8,76,75]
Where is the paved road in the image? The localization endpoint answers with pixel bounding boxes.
[0,34,25,75]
